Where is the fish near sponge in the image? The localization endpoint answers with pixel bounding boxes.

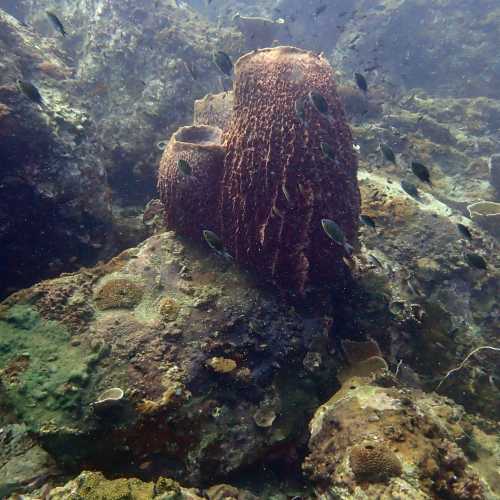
[219,46,360,294]
[158,47,360,294]
[158,125,225,240]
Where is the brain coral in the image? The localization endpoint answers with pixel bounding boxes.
[349,442,402,483]
[158,46,360,294]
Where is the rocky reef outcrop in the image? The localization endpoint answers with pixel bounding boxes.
[0,9,114,299]
[303,356,499,499]
[0,231,334,486]
[160,46,361,295]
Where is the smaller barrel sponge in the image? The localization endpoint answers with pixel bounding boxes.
[194,92,234,130]
[158,125,225,240]
[349,442,403,483]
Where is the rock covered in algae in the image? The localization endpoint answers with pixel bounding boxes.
[233,13,286,50]
[0,424,59,498]
[0,10,112,300]
[490,154,500,195]
[303,371,496,499]
[0,231,327,484]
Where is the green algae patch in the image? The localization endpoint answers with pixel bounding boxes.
[94,278,145,310]
[0,306,91,429]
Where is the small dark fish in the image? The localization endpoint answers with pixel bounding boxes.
[359,214,376,229]
[465,252,487,270]
[380,143,396,164]
[320,142,335,161]
[308,90,329,115]
[314,4,327,16]
[367,254,383,268]
[46,11,67,37]
[271,205,284,218]
[183,60,198,80]
[203,230,223,253]
[17,80,44,105]
[213,50,233,76]
[282,185,292,204]
[321,218,353,254]
[411,161,432,185]
[456,223,472,241]
[202,229,232,259]
[401,180,420,199]
[177,159,192,176]
[354,72,368,92]
[294,96,308,127]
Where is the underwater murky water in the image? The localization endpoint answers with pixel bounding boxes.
[0,0,499,498]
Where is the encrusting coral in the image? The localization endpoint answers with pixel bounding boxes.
[159,46,360,294]
[94,278,144,310]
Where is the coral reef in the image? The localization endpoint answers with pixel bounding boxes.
[158,125,225,240]
[0,232,330,485]
[303,367,495,498]
[46,471,203,499]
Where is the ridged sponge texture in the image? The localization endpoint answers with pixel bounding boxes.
[158,125,225,240]
[219,46,360,293]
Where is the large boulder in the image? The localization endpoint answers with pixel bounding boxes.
[0,231,333,484]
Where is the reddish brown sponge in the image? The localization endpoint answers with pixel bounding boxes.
[158,47,360,294]
[158,125,225,240]
[219,46,360,293]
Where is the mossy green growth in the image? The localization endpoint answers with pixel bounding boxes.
[94,278,145,310]
[49,472,186,499]
[57,471,155,500]
[155,477,182,499]
[0,306,91,429]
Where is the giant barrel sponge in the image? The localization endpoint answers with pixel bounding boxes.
[159,46,360,294]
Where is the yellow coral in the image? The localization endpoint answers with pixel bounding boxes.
[206,357,237,373]
[158,296,180,322]
[349,442,402,483]
[94,279,144,310]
